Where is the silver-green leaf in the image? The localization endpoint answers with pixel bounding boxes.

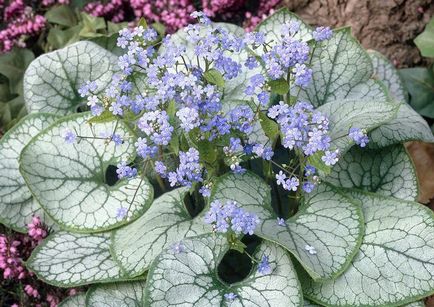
[111,188,209,277]
[211,172,364,281]
[20,113,153,233]
[304,191,434,306]
[0,113,59,232]
[318,97,398,154]
[58,293,86,307]
[256,8,313,44]
[26,231,128,287]
[369,49,407,102]
[23,41,117,115]
[367,50,434,147]
[368,98,434,148]
[87,281,147,307]
[301,28,381,107]
[144,235,302,306]
[326,144,418,201]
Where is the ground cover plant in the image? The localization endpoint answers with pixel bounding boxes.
[1,8,434,307]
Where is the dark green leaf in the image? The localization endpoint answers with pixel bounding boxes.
[87,110,116,124]
[107,22,128,35]
[45,5,77,27]
[258,111,278,141]
[268,78,289,95]
[0,48,34,94]
[152,22,166,37]
[46,26,81,49]
[197,139,216,164]
[90,33,124,56]
[138,18,148,28]
[399,67,434,118]
[203,69,225,87]
[307,151,332,175]
[79,13,106,38]
[414,17,434,58]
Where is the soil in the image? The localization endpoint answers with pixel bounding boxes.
[283,0,434,68]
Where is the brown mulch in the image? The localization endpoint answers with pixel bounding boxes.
[283,0,434,68]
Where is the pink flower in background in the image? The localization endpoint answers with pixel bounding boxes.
[0,0,281,52]
[201,0,243,17]
[84,0,125,23]
[130,0,195,33]
[0,0,47,52]
[244,0,280,31]
[27,216,48,243]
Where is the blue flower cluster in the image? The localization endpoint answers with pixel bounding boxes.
[204,200,259,235]
[116,162,138,179]
[257,255,272,275]
[268,101,331,156]
[73,11,369,207]
[349,127,369,147]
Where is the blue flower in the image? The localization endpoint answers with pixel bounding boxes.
[135,137,157,159]
[277,217,286,226]
[168,148,203,187]
[170,241,185,254]
[78,81,97,97]
[204,200,259,235]
[111,134,123,146]
[244,56,258,69]
[176,107,200,132]
[64,130,76,144]
[313,26,332,42]
[116,207,128,219]
[276,171,287,186]
[304,165,316,176]
[154,161,167,178]
[199,186,211,197]
[230,163,246,174]
[257,255,272,275]
[252,144,274,161]
[349,127,369,147]
[302,181,316,193]
[284,176,299,192]
[322,150,339,166]
[305,244,317,255]
[116,162,137,179]
[293,63,312,88]
[137,110,173,146]
[224,292,237,302]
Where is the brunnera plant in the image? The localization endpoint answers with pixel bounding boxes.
[1,8,434,307]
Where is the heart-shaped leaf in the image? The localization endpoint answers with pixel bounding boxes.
[304,190,434,306]
[23,41,117,115]
[369,101,434,147]
[367,50,434,147]
[399,67,434,119]
[26,231,131,287]
[326,144,418,201]
[414,17,434,58]
[300,28,381,107]
[58,293,86,307]
[0,113,59,232]
[144,235,302,306]
[256,8,313,44]
[318,97,398,154]
[111,187,209,276]
[368,50,408,102]
[20,113,153,233]
[211,172,364,281]
[86,281,147,306]
[0,48,35,94]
